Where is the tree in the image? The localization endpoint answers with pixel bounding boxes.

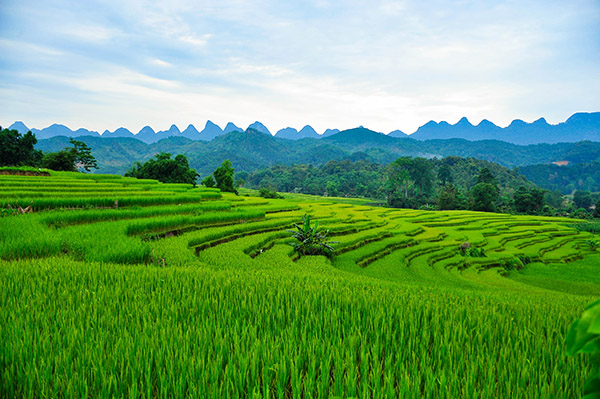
[477,167,497,185]
[213,159,237,194]
[513,186,533,213]
[0,128,42,167]
[41,139,98,172]
[438,184,466,210]
[69,139,98,171]
[125,152,198,185]
[471,183,498,212]
[386,157,434,206]
[437,163,453,186]
[574,190,593,210]
[41,150,77,171]
[234,177,245,188]
[410,157,435,196]
[201,175,216,188]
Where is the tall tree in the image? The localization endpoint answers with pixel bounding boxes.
[437,163,453,186]
[471,183,498,212]
[471,168,499,212]
[0,128,42,167]
[213,159,237,194]
[69,139,98,171]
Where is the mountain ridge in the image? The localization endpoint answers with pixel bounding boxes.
[7,112,600,145]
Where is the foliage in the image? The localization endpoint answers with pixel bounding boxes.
[502,257,525,271]
[513,186,546,214]
[519,162,600,194]
[471,182,498,212]
[245,159,386,199]
[459,242,485,257]
[438,184,467,210]
[41,139,98,172]
[595,199,600,219]
[213,159,237,194]
[125,152,198,185]
[586,240,599,251]
[0,128,42,167]
[386,157,435,205]
[259,187,284,199]
[575,191,594,210]
[288,214,336,257]
[566,299,600,399]
[201,175,216,188]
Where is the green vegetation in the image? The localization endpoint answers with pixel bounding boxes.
[519,161,600,194]
[0,127,42,167]
[1,170,598,398]
[567,299,600,399]
[125,152,199,185]
[212,159,237,194]
[288,214,336,257]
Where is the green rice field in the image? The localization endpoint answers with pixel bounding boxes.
[1,171,598,398]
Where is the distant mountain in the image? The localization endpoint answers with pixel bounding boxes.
[224,122,243,133]
[298,125,320,139]
[181,124,201,141]
[153,125,181,142]
[136,126,157,143]
[10,112,600,145]
[8,121,30,134]
[102,127,135,139]
[388,129,408,138]
[199,121,224,141]
[410,113,600,144]
[35,126,600,177]
[322,128,340,137]
[247,121,271,135]
[324,127,391,147]
[25,123,101,139]
[275,127,298,139]
[275,125,320,140]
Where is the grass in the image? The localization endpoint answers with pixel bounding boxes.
[0,172,598,398]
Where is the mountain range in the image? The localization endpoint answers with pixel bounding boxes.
[34,126,600,178]
[8,112,599,145]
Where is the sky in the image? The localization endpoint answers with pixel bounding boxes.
[0,0,599,135]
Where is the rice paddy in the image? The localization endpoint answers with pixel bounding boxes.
[0,171,598,398]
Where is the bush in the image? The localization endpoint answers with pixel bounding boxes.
[502,258,524,271]
[259,188,284,199]
[288,214,337,258]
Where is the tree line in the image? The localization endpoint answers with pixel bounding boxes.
[241,157,600,218]
[0,127,97,172]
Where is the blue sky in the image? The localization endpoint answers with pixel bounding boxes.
[1,0,599,135]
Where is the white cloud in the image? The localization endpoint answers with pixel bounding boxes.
[0,0,598,134]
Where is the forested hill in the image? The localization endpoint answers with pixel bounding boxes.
[35,127,600,177]
[242,157,534,200]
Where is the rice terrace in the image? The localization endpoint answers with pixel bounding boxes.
[2,2,600,397]
[1,170,599,398]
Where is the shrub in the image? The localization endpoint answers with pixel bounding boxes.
[259,187,284,199]
[288,214,337,258]
[585,239,599,251]
[502,258,524,271]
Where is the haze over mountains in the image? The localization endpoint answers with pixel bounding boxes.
[7,112,599,145]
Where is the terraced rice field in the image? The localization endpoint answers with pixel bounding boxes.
[1,172,599,398]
